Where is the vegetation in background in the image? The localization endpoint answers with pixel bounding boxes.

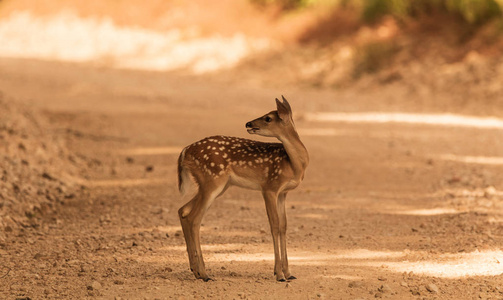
[353,40,399,78]
[253,0,503,25]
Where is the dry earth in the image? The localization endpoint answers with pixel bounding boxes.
[0,55,503,300]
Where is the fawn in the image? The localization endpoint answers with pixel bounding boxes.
[177,96,309,281]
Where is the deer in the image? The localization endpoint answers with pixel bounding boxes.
[177,96,309,282]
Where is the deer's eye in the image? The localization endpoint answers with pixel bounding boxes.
[265,116,272,122]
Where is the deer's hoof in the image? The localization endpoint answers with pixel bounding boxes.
[287,275,297,280]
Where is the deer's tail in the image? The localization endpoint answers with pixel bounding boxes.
[177,147,191,197]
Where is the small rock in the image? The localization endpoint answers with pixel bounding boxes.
[348,281,364,288]
[378,284,392,293]
[285,283,291,288]
[145,165,154,172]
[374,292,383,298]
[399,281,408,288]
[41,172,55,181]
[126,157,134,163]
[88,281,102,290]
[377,276,387,281]
[92,281,102,290]
[410,288,420,296]
[426,283,439,293]
[484,186,496,198]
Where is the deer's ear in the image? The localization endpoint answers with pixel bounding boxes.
[281,95,292,114]
[276,97,291,121]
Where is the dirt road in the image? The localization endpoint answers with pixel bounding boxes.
[1,57,502,299]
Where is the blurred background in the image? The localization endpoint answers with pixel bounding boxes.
[1,0,503,111]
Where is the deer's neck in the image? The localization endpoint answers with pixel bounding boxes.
[278,129,309,178]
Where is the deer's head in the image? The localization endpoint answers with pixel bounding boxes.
[245,96,294,138]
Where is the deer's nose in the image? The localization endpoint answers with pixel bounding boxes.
[245,122,252,128]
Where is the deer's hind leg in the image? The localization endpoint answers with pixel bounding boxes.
[178,177,227,281]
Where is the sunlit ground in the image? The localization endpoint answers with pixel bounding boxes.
[141,243,503,278]
[304,112,503,129]
[439,154,503,166]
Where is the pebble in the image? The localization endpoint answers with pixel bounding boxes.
[377,276,387,281]
[426,283,439,293]
[89,281,102,290]
[410,288,420,296]
[484,186,496,198]
[378,284,392,293]
[348,281,364,288]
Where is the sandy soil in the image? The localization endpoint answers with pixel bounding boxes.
[0,56,503,300]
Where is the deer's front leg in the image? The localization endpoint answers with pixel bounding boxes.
[262,191,285,281]
[278,192,295,280]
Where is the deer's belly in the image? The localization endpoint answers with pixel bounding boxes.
[229,174,262,190]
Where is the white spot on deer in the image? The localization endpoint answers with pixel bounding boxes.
[215,152,219,155]
[278,169,282,174]
[210,162,215,167]
[207,146,211,150]
[264,157,269,162]
[248,161,253,167]
[239,161,245,166]
[219,164,224,169]
[222,153,228,158]
[212,147,216,150]
[219,147,225,151]
[219,170,225,175]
